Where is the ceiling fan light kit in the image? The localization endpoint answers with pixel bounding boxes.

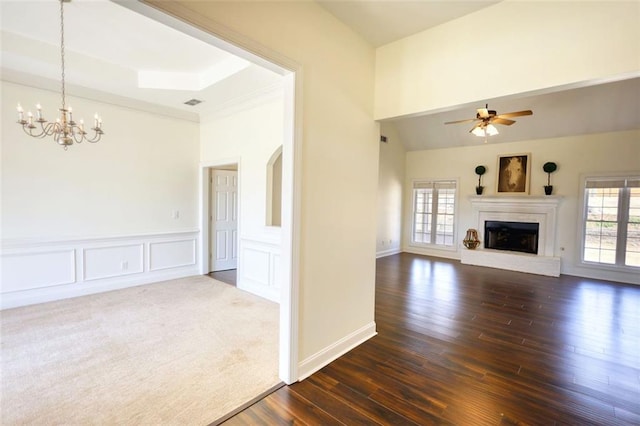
[16,0,104,150]
[445,103,532,142]
[471,124,499,137]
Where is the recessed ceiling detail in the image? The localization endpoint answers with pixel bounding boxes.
[0,0,282,119]
[138,57,250,91]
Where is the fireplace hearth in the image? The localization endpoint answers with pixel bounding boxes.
[485,221,539,254]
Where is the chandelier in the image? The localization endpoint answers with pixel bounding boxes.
[16,0,103,150]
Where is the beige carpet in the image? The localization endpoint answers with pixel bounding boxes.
[0,276,280,425]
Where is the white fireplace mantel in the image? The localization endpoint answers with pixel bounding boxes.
[461,195,562,276]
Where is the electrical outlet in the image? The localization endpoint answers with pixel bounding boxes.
[121,261,128,270]
[172,210,180,219]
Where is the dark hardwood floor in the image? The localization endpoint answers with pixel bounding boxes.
[222,253,640,425]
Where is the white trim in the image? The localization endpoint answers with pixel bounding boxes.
[297,322,377,381]
[1,231,199,309]
[280,71,301,384]
[376,248,402,258]
[2,229,199,249]
[403,246,460,260]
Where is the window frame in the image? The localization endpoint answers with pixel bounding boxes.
[578,173,640,272]
[410,179,458,251]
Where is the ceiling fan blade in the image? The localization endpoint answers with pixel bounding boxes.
[495,110,533,119]
[477,108,490,118]
[492,118,516,125]
[444,118,478,125]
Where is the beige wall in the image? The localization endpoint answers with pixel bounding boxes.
[200,93,284,238]
[377,123,405,256]
[1,81,199,240]
[150,1,380,366]
[403,129,640,284]
[375,0,640,119]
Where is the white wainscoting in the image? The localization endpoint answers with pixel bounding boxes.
[1,230,199,309]
[238,237,281,303]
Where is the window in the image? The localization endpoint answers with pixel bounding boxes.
[582,176,640,268]
[412,180,456,247]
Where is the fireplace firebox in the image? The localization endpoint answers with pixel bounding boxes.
[484,221,539,255]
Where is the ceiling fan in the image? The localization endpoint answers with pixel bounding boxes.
[445,104,533,138]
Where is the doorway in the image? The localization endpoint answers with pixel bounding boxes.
[120,1,300,385]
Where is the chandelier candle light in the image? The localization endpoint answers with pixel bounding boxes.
[16,0,103,150]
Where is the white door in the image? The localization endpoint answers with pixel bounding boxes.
[210,169,238,272]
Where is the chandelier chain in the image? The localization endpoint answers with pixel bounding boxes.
[60,0,66,110]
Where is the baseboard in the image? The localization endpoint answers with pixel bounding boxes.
[297,321,377,381]
[403,246,460,260]
[376,248,402,258]
[561,264,640,286]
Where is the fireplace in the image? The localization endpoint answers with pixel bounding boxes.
[484,221,539,254]
[461,196,562,277]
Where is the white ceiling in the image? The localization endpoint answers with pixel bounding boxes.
[0,0,283,121]
[388,77,640,151]
[316,0,501,47]
[2,0,638,149]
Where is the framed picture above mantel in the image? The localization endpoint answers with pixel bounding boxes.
[496,153,531,195]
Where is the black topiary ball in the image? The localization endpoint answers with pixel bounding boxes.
[543,162,557,173]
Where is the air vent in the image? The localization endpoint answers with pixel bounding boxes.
[184,99,203,106]
[380,135,388,143]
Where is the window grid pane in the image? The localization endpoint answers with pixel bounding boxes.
[584,188,619,264]
[434,188,456,246]
[413,189,433,244]
[625,188,640,267]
